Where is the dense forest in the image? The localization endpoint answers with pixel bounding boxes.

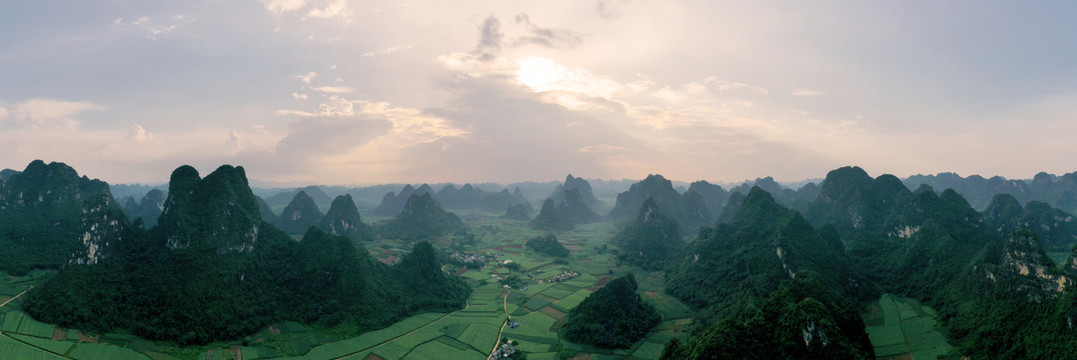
[21,164,470,345]
[5,159,1077,359]
[562,274,661,349]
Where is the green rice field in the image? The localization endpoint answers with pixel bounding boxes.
[862,294,961,360]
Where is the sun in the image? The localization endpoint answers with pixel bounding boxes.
[515,57,566,92]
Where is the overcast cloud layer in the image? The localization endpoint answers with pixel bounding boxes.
[1,1,1075,185]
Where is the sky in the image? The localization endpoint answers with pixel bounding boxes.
[1,1,1075,186]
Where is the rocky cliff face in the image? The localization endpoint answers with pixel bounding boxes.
[0,160,115,273]
[70,195,131,265]
[997,231,1073,296]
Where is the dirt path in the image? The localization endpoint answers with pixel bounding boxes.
[330,297,471,360]
[0,285,32,310]
[486,289,512,360]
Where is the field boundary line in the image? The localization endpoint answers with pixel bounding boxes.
[329,297,471,360]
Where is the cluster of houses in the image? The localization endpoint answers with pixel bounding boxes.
[450,251,500,268]
[489,340,518,359]
[536,270,579,284]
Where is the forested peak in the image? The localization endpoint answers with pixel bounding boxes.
[734,186,787,223]
[871,173,908,195]
[143,189,165,202]
[549,174,599,207]
[0,168,18,182]
[939,188,971,207]
[1032,171,1054,186]
[1005,229,1046,255]
[403,192,439,213]
[400,184,415,193]
[715,191,747,224]
[379,192,462,240]
[416,183,436,193]
[984,193,1023,221]
[287,190,317,208]
[688,180,722,192]
[1023,200,1053,214]
[326,194,359,216]
[612,196,683,270]
[562,272,660,349]
[394,241,442,280]
[6,160,109,196]
[818,166,873,196]
[607,272,640,293]
[317,194,373,242]
[539,198,555,211]
[22,159,76,178]
[158,164,262,251]
[168,165,201,193]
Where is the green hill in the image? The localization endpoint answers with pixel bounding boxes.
[0,160,115,274]
[23,164,470,345]
[562,274,661,349]
[378,193,464,240]
[608,174,711,234]
[609,198,684,270]
[276,190,325,234]
[318,194,374,241]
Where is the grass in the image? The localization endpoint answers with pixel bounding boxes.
[403,337,485,360]
[863,294,957,359]
[18,315,58,338]
[68,342,151,360]
[2,310,24,332]
[8,333,74,355]
[0,333,69,360]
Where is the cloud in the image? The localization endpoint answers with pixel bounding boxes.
[0,99,106,129]
[596,0,624,19]
[311,86,354,93]
[362,43,416,57]
[580,144,623,153]
[113,15,192,39]
[261,0,308,14]
[792,89,825,96]
[305,0,352,20]
[477,16,503,56]
[510,14,585,49]
[291,92,309,100]
[276,109,316,117]
[125,124,154,143]
[318,95,355,116]
[296,71,317,84]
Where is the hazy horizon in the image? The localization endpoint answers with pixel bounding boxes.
[3,1,1076,185]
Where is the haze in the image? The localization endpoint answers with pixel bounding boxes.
[2,1,1075,185]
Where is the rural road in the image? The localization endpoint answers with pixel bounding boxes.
[0,286,32,310]
[486,289,512,360]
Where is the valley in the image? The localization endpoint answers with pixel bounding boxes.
[0,209,693,360]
